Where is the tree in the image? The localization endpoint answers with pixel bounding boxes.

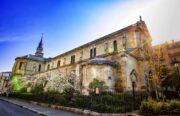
[9,75,29,93]
[89,78,108,93]
[161,71,180,91]
[159,65,180,98]
[159,65,171,80]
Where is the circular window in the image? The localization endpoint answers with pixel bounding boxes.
[108,76,112,80]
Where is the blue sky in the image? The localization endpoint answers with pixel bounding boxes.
[0,0,180,72]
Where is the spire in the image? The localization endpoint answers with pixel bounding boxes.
[38,33,43,49]
[35,34,44,57]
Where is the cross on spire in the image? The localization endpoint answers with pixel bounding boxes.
[139,16,142,22]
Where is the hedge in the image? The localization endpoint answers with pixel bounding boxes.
[10,91,147,113]
[140,100,180,115]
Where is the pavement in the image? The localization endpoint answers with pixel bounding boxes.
[0,97,82,116]
[0,100,38,116]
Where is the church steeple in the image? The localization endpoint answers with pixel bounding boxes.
[35,34,44,57]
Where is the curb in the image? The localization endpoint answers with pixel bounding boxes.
[0,97,140,116]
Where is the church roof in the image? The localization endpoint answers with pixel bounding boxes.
[87,57,117,67]
[53,21,147,59]
[16,54,50,62]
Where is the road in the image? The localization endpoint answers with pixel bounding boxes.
[0,99,82,116]
[0,100,39,116]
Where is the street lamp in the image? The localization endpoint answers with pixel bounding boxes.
[145,75,149,93]
[172,58,180,96]
[131,74,136,110]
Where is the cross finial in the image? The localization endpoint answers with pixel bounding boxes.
[139,16,142,22]
[41,33,44,39]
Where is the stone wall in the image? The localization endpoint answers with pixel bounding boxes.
[82,64,116,95]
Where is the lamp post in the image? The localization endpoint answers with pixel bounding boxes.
[172,58,180,97]
[131,75,136,110]
[145,75,149,96]
[148,71,153,97]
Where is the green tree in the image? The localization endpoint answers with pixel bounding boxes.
[89,78,108,93]
[159,65,171,79]
[160,65,180,93]
[161,71,180,91]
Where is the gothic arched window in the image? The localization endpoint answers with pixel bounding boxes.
[113,40,117,51]
[130,69,138,82]
[47,64,50,70]
[19,62,23,70]
[38,64,41,72]
[57,60,61,67]
[122,33,127,48]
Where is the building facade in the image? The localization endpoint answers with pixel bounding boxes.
[152,40,180,66]
[0,72,12,95]
[12,18,153,94]
[151,40,180,97]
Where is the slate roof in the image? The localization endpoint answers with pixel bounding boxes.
[87,57,117,67]
[16,54,50,62]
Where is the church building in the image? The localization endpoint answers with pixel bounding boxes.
[12,17,153,95]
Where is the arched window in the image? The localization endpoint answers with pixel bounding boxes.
[130,69,138,82]
[47,64,50,70]
[122,33,127,48]
[38,64,41,72]
[108,76,112,80]
[90,48,96,58]
[19,62,23,70]
[113,40,117,51]
[90,49,93,58]
[57,60,61,67]
[94,48,96,57]
[104,43,108,53]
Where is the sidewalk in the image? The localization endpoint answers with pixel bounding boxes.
[0,97,140,116]
[0,97,82,116]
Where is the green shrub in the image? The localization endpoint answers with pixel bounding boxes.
[91,103,107,112]
[31,84,44,95]
[74,95,91,108]
[11,91,148,113]
[140,100,180,115]
[169,100,180,114]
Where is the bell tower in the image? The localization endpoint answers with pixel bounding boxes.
[35,34,44,57]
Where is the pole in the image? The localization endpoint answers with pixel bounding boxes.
[176,66,180,98]
[132,82,135,110]
[176,67,180,78]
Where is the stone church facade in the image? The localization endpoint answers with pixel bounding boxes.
[12,18,153,94]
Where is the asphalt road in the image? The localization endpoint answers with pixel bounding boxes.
[0,100,39,116]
